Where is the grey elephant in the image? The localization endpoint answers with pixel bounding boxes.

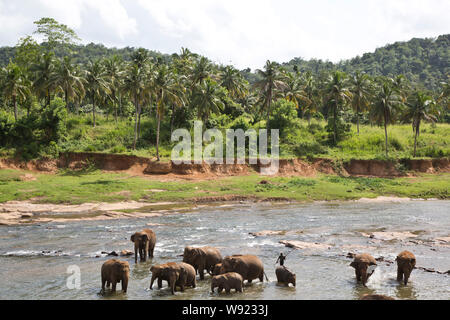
[211,272,244,293]
[182,246,222,280]
[220,254,265,283]
[350,253,377,286]
[396,250,416,285]
[130,229,156,263]
[101,259,130,293]
[275,266,296,287]
[212,263,222,276]
[150,262,196,294]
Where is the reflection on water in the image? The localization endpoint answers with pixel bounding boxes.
[0,200,449,300]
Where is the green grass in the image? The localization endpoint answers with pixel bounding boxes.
[0,168,448,204]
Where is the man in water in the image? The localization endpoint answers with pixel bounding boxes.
[276,253,286,266]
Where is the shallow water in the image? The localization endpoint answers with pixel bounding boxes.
[0,200,449,300]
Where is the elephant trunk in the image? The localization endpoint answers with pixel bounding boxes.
[122,273,129,293]
[134,242,138,263]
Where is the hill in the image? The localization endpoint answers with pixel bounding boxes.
[282,34,449,90]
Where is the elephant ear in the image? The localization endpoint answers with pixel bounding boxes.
[142,234,149,242]
[350,261,357,268]
[130,234,135,242]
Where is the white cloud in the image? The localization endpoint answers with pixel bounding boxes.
[0,0,448,69]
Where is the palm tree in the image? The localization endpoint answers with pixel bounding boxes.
[153,65,185,161]
[191,56,212,85]
[1,62,30,121]
[123,63,147,149]
[30,52,56,108]
[370,80,403,157]
[254,60,286,128]
[219,65,247,99]
[350,71,372,134]
[52,56,86,112]
[325,71,352,144]
[85,60,109,128]
[104,55,124,123]
[301,72,318,125]
[191,78,225,125]
[404,91,438,157]
[283,72,310,117]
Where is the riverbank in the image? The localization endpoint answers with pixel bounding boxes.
[0,163,449,225]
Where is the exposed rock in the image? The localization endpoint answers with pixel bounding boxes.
[19,174,36,181]
[250,230,286,237]
[120,250,133,256]
[279,240,332,250]
[360,231,418,241]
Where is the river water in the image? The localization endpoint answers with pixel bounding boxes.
[0,200,449,300]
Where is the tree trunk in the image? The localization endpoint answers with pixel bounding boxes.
[92,94,96,128]
[156,108,161,161]
[13,95,17,121]
[356,105,360,134]
[333,101,338,145]
[133,97,138,150]
[384,112,388,157]
[138,105,142,140]
[170,104,176,134]
[266,88,272,130]
[413,120,420,157]
[65,89,69,112]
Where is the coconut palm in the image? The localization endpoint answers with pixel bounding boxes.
[30,52,56,107]
[301,71,318,125]
[283,72,310,116]
[219,65,248,99]
[153,64,186,161]
[52,56,86,112]
[103,55,124,123]
[1,62,30,121]
[85,60,110,128]
[325,71,352,144]
[404,91,438,157]
[254,60,286,128]
[123,62,147,149]
[191,78,225,125]
[350,71,372,134]
[370,80,403,157]
[191,56,213,85]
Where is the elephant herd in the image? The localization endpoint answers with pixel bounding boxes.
[100,228,417,297]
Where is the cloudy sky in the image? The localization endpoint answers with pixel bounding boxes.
[0,0,448,69]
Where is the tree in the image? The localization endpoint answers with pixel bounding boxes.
[325,71,352,144]
[1,62,30,121]
[404,91,438,157]
[370,80,403,157]
[283,72,310,118]
[123,62,147,149]
[301,71,318,125]
[30,52,56,107]
[219,65,248,99]
[191,78,225,125]
[52,56,86,111]
[33,17,80,52]
[191,56,213,85]
[104,55,124,122]
[350,71,372,134]
[254,60,286,128]
[153,65,185,161]
[85,60,109,128]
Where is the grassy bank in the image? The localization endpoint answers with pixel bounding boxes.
[0,168,448,205]
[1,114,449,161]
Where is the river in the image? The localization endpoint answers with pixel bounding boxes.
[0,200,449,300]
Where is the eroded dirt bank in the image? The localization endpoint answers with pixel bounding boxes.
[1,152,449,178]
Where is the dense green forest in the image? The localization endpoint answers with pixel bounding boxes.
[0,18,449,161]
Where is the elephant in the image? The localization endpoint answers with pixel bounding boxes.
[350,253,377,286]
[101,259,130,293]
[396,250,416,285]
[220,254,265,283]
[149,262,178,289]
[182,246,222,280]
[130,229,156,263]
[212,263,222,276]
[211,272,244,294]
[275,266,296,287]
[150,262,196,293]
[360,294,395,300]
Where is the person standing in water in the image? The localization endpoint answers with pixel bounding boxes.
[276,253,286,266]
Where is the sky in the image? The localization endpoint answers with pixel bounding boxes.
[0,0,448,70]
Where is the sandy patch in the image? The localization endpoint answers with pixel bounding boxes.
[355,196,412,203]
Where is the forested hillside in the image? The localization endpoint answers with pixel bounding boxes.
[283,35,449,90]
